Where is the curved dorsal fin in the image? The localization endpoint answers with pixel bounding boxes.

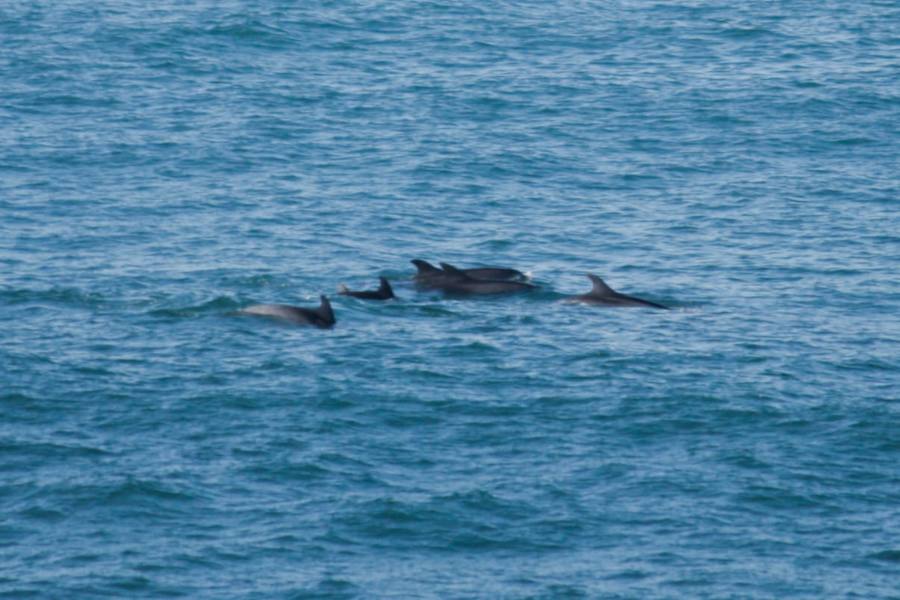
[411,259,440,274]
[317,295,335,322]
[439,262,470,279]
[378,277,393,293]
[587,274,616,297]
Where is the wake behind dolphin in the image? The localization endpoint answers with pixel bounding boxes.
[568,274,669,309]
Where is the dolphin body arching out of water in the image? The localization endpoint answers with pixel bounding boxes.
[568,275,669,309]
[339,277,395,300]
[239,295,337,327]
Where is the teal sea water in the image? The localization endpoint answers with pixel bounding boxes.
[2,1,899,597]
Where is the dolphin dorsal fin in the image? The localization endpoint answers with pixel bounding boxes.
[317,295,335,322]
[378,277,392,292]
[587,274,616,297]
[439,262,471,279]
[411,259,440,274]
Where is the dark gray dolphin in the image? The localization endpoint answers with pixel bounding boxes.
[570,275,669,309]
[411,259,445,284]
[338,277,395,300]
[411,259,470,291]
[411,259,527,283]
[432,263,537,295]
[461,266,527,281]
[240,295,336,327]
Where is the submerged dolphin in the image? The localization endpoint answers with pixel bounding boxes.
[338,277,395,300]
[429,262,537,295]
[569,275,669,309]
[240,295,336,327]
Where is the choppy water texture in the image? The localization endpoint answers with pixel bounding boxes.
[2,1,899,597]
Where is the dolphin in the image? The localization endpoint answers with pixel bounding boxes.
[569,275,669,309]
[411,259,445,284]
[411,259,527,283]
[338,277,395,300]
[240,295,336,327]
[460,266,527,281]
[430,262,537,295]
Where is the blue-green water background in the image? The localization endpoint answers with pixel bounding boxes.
[2,1,899,597]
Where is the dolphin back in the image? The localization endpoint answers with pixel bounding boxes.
[463,267,526,281]
[581,274,668,309]
[433,263,536,295]
[411,259,441,276]
[240,303,334,326]
[438,262,471,279]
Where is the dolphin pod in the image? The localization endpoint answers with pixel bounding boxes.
[239,260,670,327]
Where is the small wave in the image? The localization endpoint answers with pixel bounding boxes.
[240,461,331,484]
[0,286,104,308]
[414,305,462,318]
[101,478,201,508]
[148,295,240,318]
[869,549,900,563]
[23,94,121,109]
[831,137,878,146]
[290,577,361,600]
[834,358,898,373]
[0,440,109,460]
[200,18,291,47]
[0,392,39,405]
[18,506,66,522]
[720,26,779,39]
[735,486,834,512]
[218,273,278,288]
[445,339,502,355]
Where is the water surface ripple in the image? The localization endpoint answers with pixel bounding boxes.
[2,1,899,598]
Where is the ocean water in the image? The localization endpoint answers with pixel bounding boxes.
[2,1,899,597]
